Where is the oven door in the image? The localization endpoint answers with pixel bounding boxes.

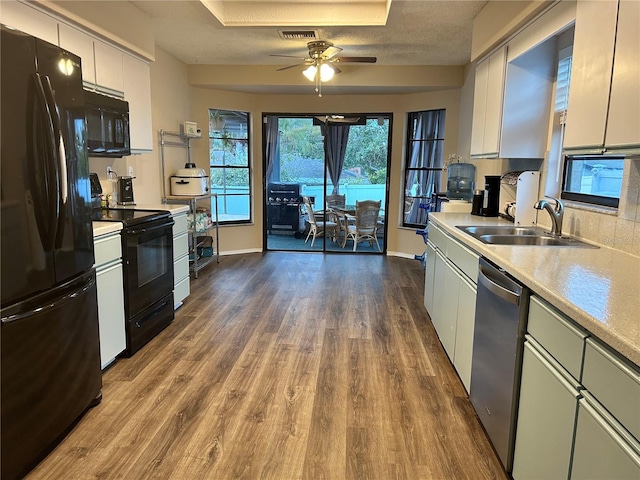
[122,217,174,319]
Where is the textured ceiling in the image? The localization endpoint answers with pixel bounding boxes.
[132,0,487,66]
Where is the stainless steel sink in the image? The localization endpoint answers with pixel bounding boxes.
[458,225,545,236]
[456,225,598,248]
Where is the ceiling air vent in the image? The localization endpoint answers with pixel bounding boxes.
[278,30,318,40]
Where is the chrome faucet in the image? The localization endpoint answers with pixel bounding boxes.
[534,197,564,237]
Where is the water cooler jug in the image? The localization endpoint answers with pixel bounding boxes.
[446,163,475,201]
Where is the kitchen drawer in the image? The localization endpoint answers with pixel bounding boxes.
[446,236,479,284]
[174,254,190,284]
[173,231,189,258]
[428,221,448,252]
[528,296,588,381]
[582,337,640,440]
[94,233,122,267]
[174,275,190,308]
[173,213,189,236]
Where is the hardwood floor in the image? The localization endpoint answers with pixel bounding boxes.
[26,253,506,480]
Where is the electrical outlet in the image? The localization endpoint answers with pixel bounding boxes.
[128,166,134,177]
[106,166,113,177]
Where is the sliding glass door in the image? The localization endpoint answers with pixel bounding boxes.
[264,113,391,253]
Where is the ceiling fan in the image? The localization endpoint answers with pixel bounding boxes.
[272,40,377,96]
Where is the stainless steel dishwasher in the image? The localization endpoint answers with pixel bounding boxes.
[470,257,530,473]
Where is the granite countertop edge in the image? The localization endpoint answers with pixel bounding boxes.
[429,213,640,367]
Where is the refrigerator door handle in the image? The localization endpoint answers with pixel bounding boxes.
[1,275,96,324]
[33,73,60,251]
[40,75,68,249]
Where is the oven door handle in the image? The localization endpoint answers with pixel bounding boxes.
[126,221,173,236]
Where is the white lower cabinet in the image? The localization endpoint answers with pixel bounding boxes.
[423,240,436,313]
[514,295,640,479]
[512,336,581,480]
[571,391,640,479]
[424,221,479,393]
[172,212,190,308]
[454,274,476,392]
[94,232,126,369]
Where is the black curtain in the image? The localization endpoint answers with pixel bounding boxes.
[264,116,280,182]
[324,124,350,194]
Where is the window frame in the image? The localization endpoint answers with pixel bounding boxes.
[402,109,446,229]
[209,109,252,225]
[561,155,623,208]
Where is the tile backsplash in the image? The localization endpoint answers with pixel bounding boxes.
[556,159,640,257]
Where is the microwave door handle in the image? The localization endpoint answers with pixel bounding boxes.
[41,75,68,248]
[33,73,60,251]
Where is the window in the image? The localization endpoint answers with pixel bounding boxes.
[403,109,445,228]
[562,156,623,207]
[209,109,251,223]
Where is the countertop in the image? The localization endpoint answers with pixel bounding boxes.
[429,213,640,367]
[92,203,189,237]
[112,203,190,215]
[93,221,123,237]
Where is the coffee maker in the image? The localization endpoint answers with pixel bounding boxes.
[117,176,135,205]
[481,175,501,217]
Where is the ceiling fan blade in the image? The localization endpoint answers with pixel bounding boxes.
[335,56,377,63]
[322,46,343,59]
[276,63,306,72]
[331,65,342,74]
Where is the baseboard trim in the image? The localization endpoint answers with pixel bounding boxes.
[219,248,263,256]
[386,251,417,260]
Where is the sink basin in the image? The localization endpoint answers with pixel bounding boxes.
[456,225,598,248]
[458,225,545,236]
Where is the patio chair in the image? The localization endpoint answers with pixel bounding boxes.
[325,194,346,208]
[302,196,338,247]
[344,200,382,251]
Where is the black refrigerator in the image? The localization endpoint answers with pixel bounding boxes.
[1,25,102,480]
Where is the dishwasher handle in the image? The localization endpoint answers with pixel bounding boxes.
[478,260,522,306]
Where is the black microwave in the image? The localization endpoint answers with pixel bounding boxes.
[84,90,130,157]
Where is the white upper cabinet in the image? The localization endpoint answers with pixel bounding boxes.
[604,0,640,153]
[93,41,124,95]
[123,55,153,152]
[470,46,506,158]
[58,23,96,85]
[0,1,58,45]
[564,0,640,155]
[470,1,575,160]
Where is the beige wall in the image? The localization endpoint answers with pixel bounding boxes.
[185,87,463,257]
[89,45,463,258]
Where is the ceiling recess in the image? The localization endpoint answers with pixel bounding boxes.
[279,30,318,40]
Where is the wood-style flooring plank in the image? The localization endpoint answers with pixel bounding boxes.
[25,252,507,480]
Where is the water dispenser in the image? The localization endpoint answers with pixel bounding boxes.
[446,163,475,201]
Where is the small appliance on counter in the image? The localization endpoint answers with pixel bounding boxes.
[471,189,484,215]
[481,175,501,217]
[170,163,209,196]
[117,176,135,205]
[499,171,541,226]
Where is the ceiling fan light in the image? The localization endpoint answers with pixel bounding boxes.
[303,65,317,81]
[319,63,335,82]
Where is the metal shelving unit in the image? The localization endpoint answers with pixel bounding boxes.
[160,130,219,278]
